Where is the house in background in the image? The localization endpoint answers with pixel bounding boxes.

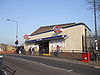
[0,44,16,51]
[24,23,91,58]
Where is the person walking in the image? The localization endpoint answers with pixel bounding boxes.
[32,47,35,55]
[29,47,35,55]
[29,47,32,55]
[56,45,60,56]
[19,47,22,55]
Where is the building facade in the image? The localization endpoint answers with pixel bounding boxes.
[24,23,91,57]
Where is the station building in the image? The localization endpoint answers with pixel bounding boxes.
[24,23,91,58]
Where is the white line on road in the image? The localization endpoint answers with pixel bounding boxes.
[7,56,74,72]
[4,71,7,75]
[94,66,100,69]
[39,63,74,72]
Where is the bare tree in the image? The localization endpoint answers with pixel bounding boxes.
[86,0,100,16]
[98,27,100,52]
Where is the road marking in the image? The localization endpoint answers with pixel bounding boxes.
[2,70,8,75]
[39,63,74,72]
[4,71,7,75]
[7,56,74,72]
[94,66,100,69]
[67,70,73,72]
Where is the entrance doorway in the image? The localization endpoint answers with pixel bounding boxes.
[38,41,49,55]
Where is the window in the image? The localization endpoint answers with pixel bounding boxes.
[50,39,65,48]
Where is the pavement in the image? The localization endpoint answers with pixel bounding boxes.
[12,54,100,68]
[44,56,100,67]
[88,61,100,67]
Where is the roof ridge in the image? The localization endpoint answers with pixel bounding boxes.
[40,23,76,28]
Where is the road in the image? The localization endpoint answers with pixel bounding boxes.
[2,54,100,75]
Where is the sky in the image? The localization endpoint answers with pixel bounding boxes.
[0,0,95,45]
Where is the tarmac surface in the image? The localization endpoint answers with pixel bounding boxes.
[0,54,100,75]
[7,54,100,68]
[21,54,100,67]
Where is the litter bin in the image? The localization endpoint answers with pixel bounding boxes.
[81,52,90,62]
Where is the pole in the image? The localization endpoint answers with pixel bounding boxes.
[6,19,19,47]
[93,0,98,61]
[15,21,18,40]
[15,21,18,49]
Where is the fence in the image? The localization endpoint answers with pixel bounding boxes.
[50,50,82,60]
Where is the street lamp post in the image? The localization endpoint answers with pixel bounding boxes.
[93,0,98,61]
[6,19,19,46]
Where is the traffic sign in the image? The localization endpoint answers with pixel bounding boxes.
[24,34,29,39]
[53,26,61,33]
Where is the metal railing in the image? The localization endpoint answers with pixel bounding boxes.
[51,50,100,61]
[51,50,83,53]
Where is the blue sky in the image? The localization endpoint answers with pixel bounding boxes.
[0,0,94,45]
